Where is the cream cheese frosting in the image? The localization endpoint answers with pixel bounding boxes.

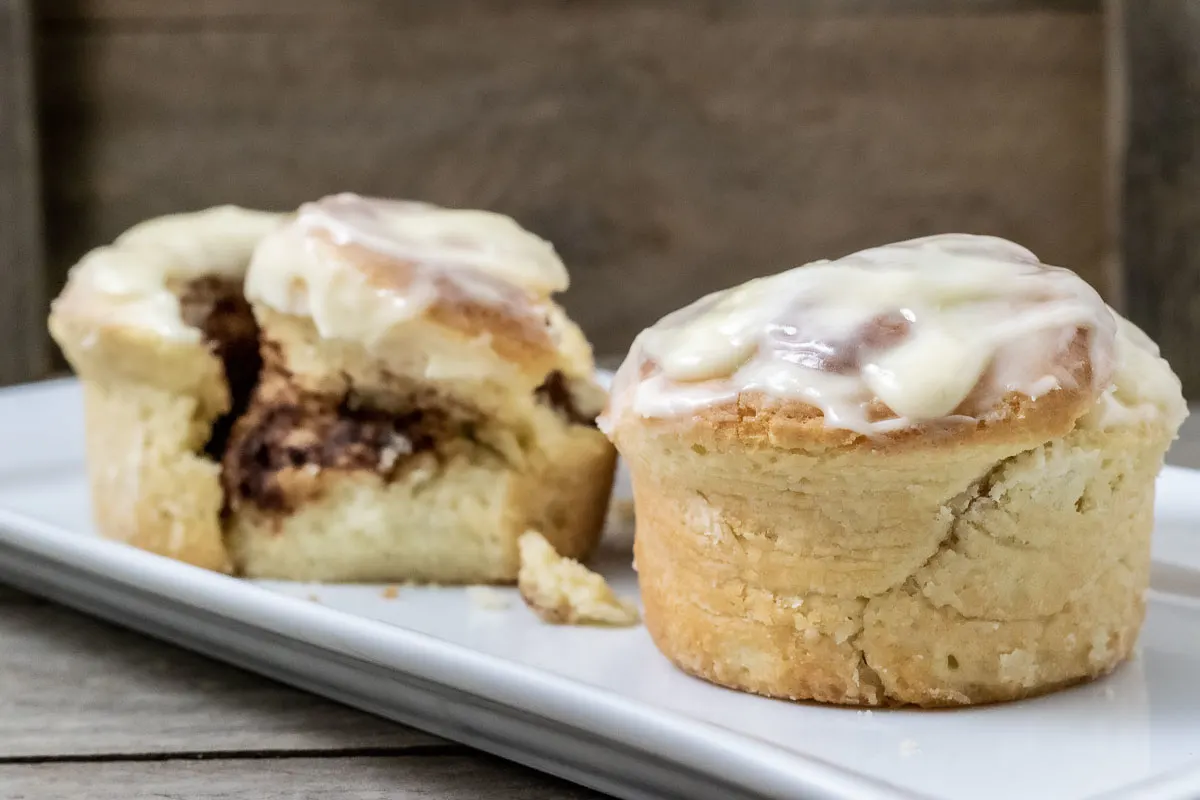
[604,234,1181,435]
[244,193,568,347]
[1088,315,1188,431]
[52,206,282,342]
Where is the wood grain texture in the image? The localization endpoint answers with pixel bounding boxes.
[35,0,1100,22]
[0,755,604,799]
[36,1,1107,358]
[1117,0,1200,395]
[1104,0,1128,313]
[0,603,441,758]
[0,0,48,386]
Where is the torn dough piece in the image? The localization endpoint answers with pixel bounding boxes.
[517,531,639,626]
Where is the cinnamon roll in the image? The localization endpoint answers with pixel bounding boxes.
[603,234,1186,707]
[223,194,615,582]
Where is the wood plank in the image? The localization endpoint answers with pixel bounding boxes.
[0,755,604,799]
[0,0,48,386]
[36,0,1101,25]
[1103,0,1128,313]
[1117,0,1200,396]
[0,604,442,758]
[37,4,1107,360]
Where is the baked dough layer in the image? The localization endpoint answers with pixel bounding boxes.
[220,307,615,582]
[616,396,1174,706]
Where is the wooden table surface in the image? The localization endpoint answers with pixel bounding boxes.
[5,415,1199,800]
[0,579,603,799]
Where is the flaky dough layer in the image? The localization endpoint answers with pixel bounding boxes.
[613,395,1176,706]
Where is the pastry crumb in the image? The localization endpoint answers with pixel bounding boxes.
[306,593,321,603]
[899,739,920,758]
[467,586,511,610]
[517,530,639,626]
[381,585,400,600]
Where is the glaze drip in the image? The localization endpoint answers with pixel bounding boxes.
[244,194,568,348]
[604,235,1119,435]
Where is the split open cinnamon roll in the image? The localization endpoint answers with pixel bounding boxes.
[50,194,615,582]
[604,234,1186,706]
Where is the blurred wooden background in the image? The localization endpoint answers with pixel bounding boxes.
[3,0,1195,394]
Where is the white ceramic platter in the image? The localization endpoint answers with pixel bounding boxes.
[1,379,1198,800]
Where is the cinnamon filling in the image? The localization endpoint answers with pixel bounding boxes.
[224,369,598,514]
[222,389,453,513]
[535,370,597,427]
[175,275,596,514]
[178,277,263,460]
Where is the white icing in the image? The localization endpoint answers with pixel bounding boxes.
[1086,313,1188,431]
[861,326,990,419]
[245,194,568,347]
[604,234,1139,435]
[306,194,566,295]
[54,206,282,341]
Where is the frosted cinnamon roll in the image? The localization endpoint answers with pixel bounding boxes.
[604,234,1186,707]
[222,194,615,582]
[49,207,283,571]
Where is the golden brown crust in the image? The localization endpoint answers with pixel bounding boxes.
[615,382,1096,461]
[638,556,1143,707]
[618,398,1173,706]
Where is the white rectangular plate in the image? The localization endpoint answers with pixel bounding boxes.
[1,379,1199,800]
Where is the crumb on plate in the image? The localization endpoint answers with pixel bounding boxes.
[517,530,639,627]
